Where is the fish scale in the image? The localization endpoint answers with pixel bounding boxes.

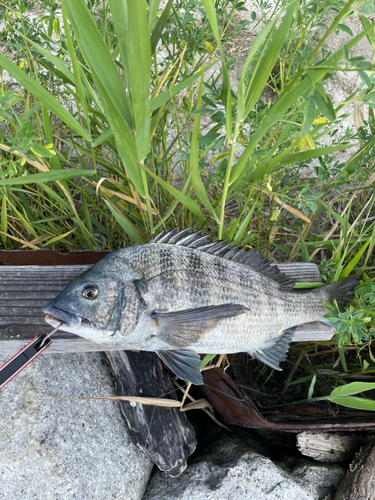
[43,229,360,385]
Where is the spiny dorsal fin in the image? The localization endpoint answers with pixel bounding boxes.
[150,228,295,289]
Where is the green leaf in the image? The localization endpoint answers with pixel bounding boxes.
[150,0,173,53]
[200,354,217,369]
[139,163,204,218]
[337,24,353,37]
[243,0,298,119]
[190,71,219,222]
[110,0,151,160]
[339,237,372,279]
[42,228,76,248]
[361,0,375,14]
[1,195,7,241]
[270,209,281,221]
[279,145,353,165]
[201,0,232,139]
[359,71,372,89]
[301,95,315,137]
[308,374,316,400]
[330,395,375,411]
[104,200,145,244]
[148,0,161,33]
[360,14,375,45]
[64,0,132,127]
[237,17,278,122]
[61,0,89,127]
[29,143,54,158]
[64,0,144,194]
[0,169,95,186]
[150,65,214,111]
[314,84,336,121]
[92,68,143,195]
[229,22,375,187]
[0,53,90,141]
[330,381,375,398]
[233,201,258,246]
[92,128,113,147]
[298,229,310,263]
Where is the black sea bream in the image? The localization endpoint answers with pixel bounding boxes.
[44,228,359,384]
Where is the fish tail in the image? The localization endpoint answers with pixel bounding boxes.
[320,275,360,311]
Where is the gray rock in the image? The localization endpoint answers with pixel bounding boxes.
[144,434,345,500]
[0,352,153,500]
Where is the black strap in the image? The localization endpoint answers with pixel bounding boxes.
[0,334,52,389]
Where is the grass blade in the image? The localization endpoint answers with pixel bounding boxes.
[339,237,372,279]
[243,0,298,117]
[301,95,315,137]
[104,199,145,244]
[151,0,173,53]
[0,53,90,141]
[64,0,132,128]
[150,63,215,112]
[140,163,204,218]
[0,169,96,186]
[124,0,151,160]
[190,72,219,222]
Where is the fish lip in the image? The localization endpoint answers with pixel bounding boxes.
[43,304,81,327]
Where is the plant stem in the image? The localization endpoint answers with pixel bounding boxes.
[218,124,239,239]
[140,165,153,233]
[335,333,348,372]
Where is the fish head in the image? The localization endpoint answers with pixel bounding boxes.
[43,250,143,345]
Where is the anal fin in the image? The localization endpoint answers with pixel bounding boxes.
[156,349,203,385]
[249,326,296,371]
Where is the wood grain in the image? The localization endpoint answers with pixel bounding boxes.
[334,440,375,500]
[106,350,196,476]
[0,263,334,354]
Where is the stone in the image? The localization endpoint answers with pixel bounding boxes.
[0,352,153,500]
[144,433,345,500]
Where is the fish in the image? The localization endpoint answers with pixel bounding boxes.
[43,228,359,385]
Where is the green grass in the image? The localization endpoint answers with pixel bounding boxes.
[0,0,375,409]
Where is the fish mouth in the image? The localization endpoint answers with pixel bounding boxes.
[43,304,81,328]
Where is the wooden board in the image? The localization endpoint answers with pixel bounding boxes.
[0,263,334,354]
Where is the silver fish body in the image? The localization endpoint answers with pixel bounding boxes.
[44,229,359,384]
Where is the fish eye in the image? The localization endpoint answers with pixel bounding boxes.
[82,286,99,300]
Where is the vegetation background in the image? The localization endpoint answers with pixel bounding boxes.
[0,0,375,412]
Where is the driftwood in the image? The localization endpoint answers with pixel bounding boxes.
[201,367,375,432]
[0,263,334,355]
[297,432,366,462]
[105,350,196,477]
[334,439,375,500]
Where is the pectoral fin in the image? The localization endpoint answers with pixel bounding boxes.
[250,326,296,371]
[152,304,249,348]
[156,349,203,385]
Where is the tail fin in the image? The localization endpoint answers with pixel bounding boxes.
[322,275,360,311]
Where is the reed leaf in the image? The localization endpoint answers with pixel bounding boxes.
[0,169,95,186]
[0,53,90,141]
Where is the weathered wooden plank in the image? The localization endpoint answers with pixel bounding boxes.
[201,367,375,432]
[106,350,197,476]
[0,263,334,354]
[297,432,365,462]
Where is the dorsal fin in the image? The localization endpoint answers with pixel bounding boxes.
[150,228,295,289]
